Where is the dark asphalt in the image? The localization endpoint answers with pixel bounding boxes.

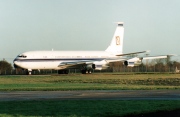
[0,90,179,101]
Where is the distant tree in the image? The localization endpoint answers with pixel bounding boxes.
[172,61,180,68]
[109,62,124,72]
[0,60,13,73]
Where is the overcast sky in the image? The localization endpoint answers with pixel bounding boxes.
[0,0,180,62]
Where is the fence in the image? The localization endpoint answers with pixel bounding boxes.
[111,66,178,73]
[0,66,179,75]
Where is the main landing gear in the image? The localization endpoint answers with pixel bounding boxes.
[81,70,92,74]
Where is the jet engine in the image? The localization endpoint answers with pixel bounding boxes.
[124,57,142,67]
[94,64,109,70]
[86,64,96,70]
[85,64,109,70]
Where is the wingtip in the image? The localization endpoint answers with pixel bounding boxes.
[167,54,178,56]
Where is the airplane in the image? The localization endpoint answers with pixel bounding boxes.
[13,22,170,75]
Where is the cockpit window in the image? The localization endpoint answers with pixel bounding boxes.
[18,55,27,58]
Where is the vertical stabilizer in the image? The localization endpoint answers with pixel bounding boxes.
[105,22,124,54]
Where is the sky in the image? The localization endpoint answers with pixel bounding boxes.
[0,0,180,63]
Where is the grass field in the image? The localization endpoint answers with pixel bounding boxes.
[0,73,179,117]
[0,100,179,117]
[0,73,179,91]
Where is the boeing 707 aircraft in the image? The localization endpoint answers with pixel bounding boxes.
[13,22,169,75]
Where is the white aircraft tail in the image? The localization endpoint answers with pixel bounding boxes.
[105,22,124,54]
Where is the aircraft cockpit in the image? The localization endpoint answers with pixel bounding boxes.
[18,55,27,58]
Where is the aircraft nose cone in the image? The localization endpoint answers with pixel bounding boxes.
[13,60,20,68]
[13,63,18,68]
[13,61,18,68]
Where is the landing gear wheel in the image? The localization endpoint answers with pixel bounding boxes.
[88,70,92,74]
[26,71,32,75]
[28,71,32,75]
[81,70,92,74]
[81,70,86,74]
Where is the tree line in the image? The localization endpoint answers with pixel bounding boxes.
[110,58,180,72]
[0,60,13,74]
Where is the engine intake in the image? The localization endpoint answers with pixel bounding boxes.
[86,64,96,70]
[124,58,142,67]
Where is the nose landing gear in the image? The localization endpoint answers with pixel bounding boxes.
[26,69,32,75]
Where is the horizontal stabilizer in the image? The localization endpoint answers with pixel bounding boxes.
[116,50,150,56]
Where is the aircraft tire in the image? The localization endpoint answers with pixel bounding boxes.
[81,70,86,74]
[88,70,92,74]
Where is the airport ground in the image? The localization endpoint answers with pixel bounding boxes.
[0,73,179,117]
[0,73,179,91]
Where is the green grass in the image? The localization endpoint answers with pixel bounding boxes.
[0,74,179,117]
[0,100,179,117]
[0,74,180,91]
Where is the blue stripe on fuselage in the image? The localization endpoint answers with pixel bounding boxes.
[14,58,105,62]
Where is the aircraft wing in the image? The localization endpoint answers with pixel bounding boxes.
[105,58,127,63]
[58,61,94,69]
[106,54,173,63]
[57,54,176,69]
[58,58,127,69]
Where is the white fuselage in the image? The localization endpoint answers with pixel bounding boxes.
[14,51,118,70]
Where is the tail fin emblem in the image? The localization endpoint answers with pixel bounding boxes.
[116,36,120,45]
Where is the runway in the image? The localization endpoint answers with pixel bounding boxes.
[0,90,179,101]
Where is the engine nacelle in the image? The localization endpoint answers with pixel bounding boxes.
[86,64,109,70]
[86,64,96,70]
[95,64,109,70]
[86,60,109,70]
[124,57,142,67]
